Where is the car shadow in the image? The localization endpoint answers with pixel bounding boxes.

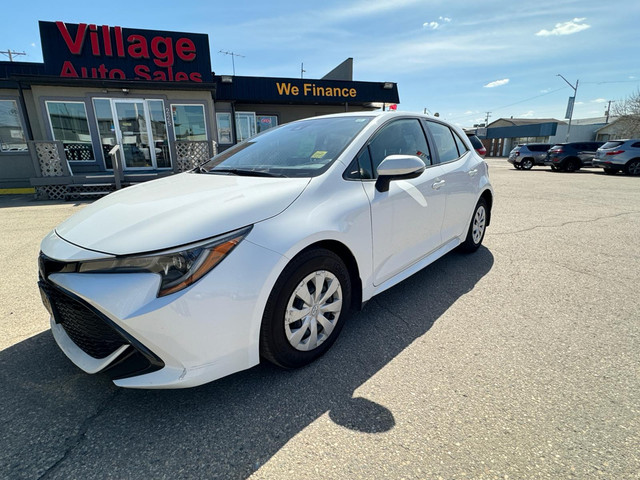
[0,247,493,479]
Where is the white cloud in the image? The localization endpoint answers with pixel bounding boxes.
[520,111,535,118]
[630,76,637,79]
[591,98,606,103]
[439,16,452,22]
[464,110,476,115]
[31,42,36,47]
[575,101,584,105]
[423,21,439,30]
[535,18,590,36]
[484,78,510,88]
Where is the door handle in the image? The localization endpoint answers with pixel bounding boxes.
[432,179,446,190]
[468,168,478,177]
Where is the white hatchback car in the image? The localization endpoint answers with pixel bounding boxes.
[38,112,493,388]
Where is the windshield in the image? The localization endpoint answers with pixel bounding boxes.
[200,116,373,177]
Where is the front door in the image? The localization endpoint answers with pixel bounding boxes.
[93,98,170,171]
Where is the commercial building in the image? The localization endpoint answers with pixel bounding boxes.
[0,21,399,195]
[476,117,610,156]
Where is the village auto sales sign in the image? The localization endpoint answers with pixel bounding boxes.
[39,21,212,83]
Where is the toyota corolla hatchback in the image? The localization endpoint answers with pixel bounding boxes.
[38,112,493,388]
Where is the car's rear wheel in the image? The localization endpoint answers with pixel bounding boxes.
[625,159,640,176]
[565,158,580,172]
[459,198,488,253]
[260,248,351,369]
[513,164,521,170]
[521,158,534,170]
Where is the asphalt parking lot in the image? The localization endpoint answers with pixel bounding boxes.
[0,158,638,479]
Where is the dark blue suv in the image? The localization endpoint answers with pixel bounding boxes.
[544,142,604,172]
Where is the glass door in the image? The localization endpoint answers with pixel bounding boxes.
[114,100,154,169]
[235,112,256,142]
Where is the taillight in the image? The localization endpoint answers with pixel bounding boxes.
[514,151,520,156]
[550,148,563,154]
[478,147,487,156]
[605,150,624,156]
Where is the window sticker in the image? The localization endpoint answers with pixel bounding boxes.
[311,151,328,159]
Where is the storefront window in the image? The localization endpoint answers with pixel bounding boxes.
[148,100,170,168]
[93,98,117,169]
[46,101,95,161]
[0,100,27,152]
[256,115,278,134]
[216,112,233,144]
[172,104,207,141]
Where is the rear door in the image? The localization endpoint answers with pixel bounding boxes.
[424,120,479,243]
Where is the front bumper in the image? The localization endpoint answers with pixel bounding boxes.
[39,233,286,388]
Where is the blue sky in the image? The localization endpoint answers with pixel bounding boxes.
[2,0,639,127]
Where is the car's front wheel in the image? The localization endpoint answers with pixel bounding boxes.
[260,249,351,369]
[459,198,488,253]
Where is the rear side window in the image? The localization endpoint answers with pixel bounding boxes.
[529,144,551,152]
[632,142,640,148]
[602,141,624,149]
[453,133,469,156]
[426,121,460,163]
[368,119,432,173]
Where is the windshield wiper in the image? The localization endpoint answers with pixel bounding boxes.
[208,168,287,178]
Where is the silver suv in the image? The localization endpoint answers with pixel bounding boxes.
[592,139,640,176]
[508,144,552,170]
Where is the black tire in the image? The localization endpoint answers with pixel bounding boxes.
[260,248,352,369]
[565,158,580,172]
[513,164,521,170]
[521,158,534,170]
[459,198,488,253]
[603,168,618,175]
[550,165,559,171]
[625,159,640,176]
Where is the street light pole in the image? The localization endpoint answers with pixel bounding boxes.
[557,74,579,142]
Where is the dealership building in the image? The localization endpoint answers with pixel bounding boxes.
[0,21,399,196]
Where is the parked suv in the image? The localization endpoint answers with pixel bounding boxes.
[544,142,604,172]
[592,139,640,176]
[508,143,552,170]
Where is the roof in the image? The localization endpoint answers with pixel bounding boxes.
[488,118,566,127]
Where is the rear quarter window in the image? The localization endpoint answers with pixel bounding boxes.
[601,141,624,149]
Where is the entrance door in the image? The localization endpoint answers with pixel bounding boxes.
[235,112,256,142]
[113,100,154,169]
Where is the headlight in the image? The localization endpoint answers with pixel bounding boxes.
[77,226,252,297]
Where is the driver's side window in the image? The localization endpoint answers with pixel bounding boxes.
[368,119,432,175]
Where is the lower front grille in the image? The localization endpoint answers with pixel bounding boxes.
[39,280,126,359]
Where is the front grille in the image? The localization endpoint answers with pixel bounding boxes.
[40,281,126,359]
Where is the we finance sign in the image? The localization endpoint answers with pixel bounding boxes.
[39,21,212,83]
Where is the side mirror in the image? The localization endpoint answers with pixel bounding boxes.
[375,155,426,192]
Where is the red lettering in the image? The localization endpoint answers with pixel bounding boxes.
[97,64,108,78]
[80,66,88,78]
[134,64,151,80]
[127,34,150,58]
[114,26,125,57]
[60,60,78,77]
[56,21,87,55]
[151,36,174,67]
[152,70,167,81]
[175,71,188,81]
[89,25,100,55]
[109,69,125,79]
[176,38,196,61]
[102,25,112,56]
[189,72,202,82]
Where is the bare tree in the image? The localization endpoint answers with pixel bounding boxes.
[611,89,640,138]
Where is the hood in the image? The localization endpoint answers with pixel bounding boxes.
[55,172,310,255]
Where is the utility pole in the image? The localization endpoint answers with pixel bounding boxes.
[557,74,579,142]
[605,100,614,124]
[301,62,306,79]
[218,50,245,76]
[484,111,491,126]
[0,49,26,62]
